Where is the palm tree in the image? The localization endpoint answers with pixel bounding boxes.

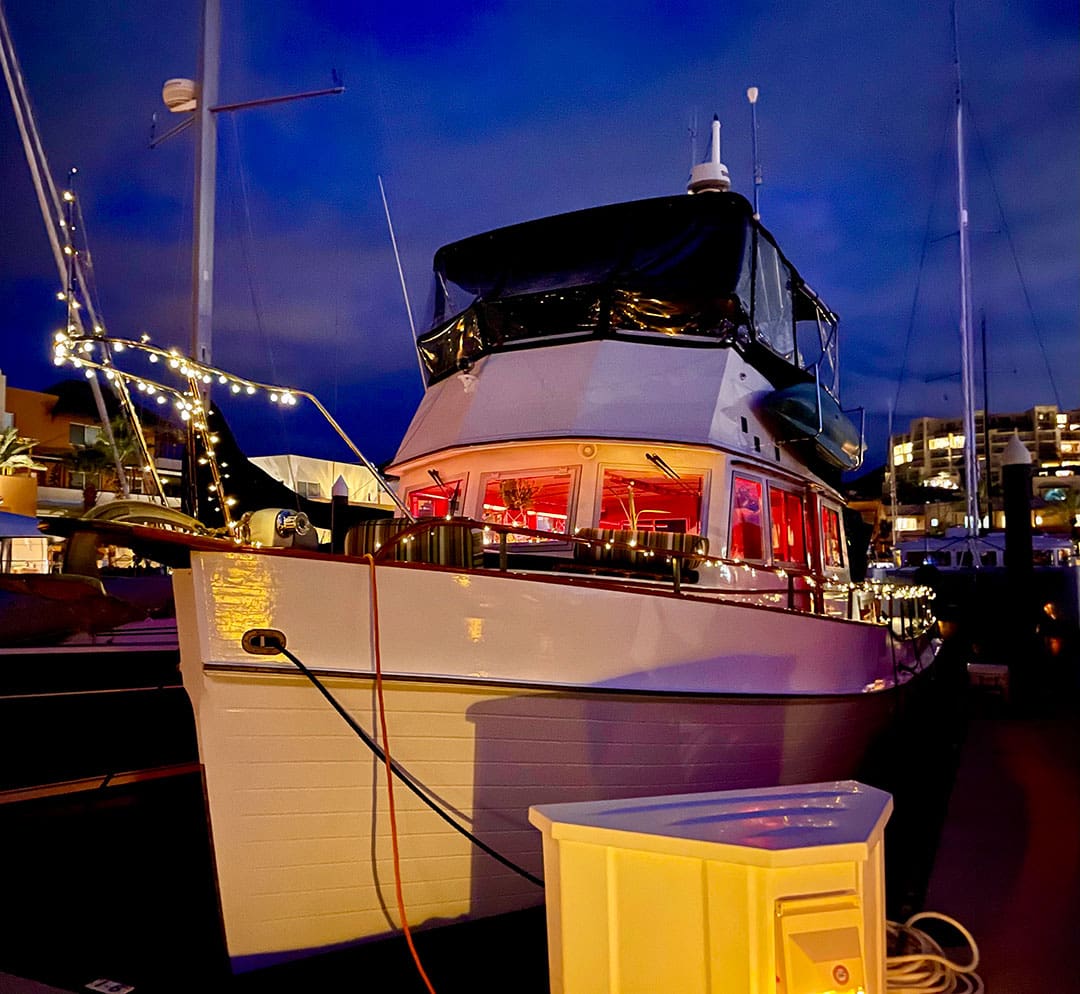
[65,441,111,511]
[0,426,40,475]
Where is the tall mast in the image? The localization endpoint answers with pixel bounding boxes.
[953,3,979,535]
[192,0,219,369]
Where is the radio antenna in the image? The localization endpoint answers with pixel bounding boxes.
[378,174,426,390]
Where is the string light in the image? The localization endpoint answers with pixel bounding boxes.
[49,332,336,530]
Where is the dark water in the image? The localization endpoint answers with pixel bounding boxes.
[0,770,550,994]
[0,647,550,993]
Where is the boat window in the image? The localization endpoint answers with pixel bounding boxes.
[480,469,577,543]
[753,235,795,362]
[729,475,765,561]
[795,297,840,397]
[821,504,844,568]
[417,310,484,378]
[768,484,807,565]
[407,477,466,518]
[609,289,742,340]
[598,468,704,533]
[481,290,603,343]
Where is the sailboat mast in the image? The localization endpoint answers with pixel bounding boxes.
[192,0,219,369]
[953,3,979,535]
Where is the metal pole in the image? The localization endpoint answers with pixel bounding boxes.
[953,2,979,536]
[192,0,219,370]
[747,87,761,219]
[980,312,992,529]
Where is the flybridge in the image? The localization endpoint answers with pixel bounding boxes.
[418,192,841,401]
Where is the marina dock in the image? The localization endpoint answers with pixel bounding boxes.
[0,649,1076,993]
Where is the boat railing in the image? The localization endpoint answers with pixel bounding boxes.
[347,516,935,635]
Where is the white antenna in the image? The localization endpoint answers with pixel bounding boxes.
[686,115,731,194]
[378,175,426,391]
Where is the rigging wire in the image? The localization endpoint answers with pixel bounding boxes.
[229,115,275,383]
[966,103,1063,409]
[891,106,953,425]
[0,3,160,498]
[228,114,302,506]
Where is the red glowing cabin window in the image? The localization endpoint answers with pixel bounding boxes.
[821,505,844,567]
[769,485,807,565]
[407,478,464,518]
[729,475,764,561]
[598,468,703,533]
[481,470,576,543]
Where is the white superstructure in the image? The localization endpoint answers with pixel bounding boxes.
[172,162,937,973]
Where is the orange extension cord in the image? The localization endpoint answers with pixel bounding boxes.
[364,554,438,994]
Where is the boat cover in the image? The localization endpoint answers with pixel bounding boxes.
[420,194,831,386]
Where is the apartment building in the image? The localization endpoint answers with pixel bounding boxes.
[886,404,1080,538]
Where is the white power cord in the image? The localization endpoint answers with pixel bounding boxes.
[886,911,983,993]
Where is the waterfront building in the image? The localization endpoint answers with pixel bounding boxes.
[1,370,187,514]
[885,404,1080,543]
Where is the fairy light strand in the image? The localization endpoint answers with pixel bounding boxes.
[51,332,411,520]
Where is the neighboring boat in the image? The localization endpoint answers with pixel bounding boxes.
[0,508,149,647]
[879,527,1079,643]
[886,528,1075,572]
[165,122,940,973]
[877,11,1080,647]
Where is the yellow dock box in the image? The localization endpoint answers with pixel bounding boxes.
[529,780,891,994]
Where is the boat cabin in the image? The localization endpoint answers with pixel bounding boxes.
[376,192,857,593]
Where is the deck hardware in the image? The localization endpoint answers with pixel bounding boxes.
[242,628,287,654]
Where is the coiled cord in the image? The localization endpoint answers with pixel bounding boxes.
[886,911,983,993]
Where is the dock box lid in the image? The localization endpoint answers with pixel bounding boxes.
[529,780,892,868]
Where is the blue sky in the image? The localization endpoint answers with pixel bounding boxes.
[1,0,1077,467]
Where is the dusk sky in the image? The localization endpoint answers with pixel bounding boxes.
[1,0,1077,468]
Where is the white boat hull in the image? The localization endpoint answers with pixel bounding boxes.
[174,552,933,971]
